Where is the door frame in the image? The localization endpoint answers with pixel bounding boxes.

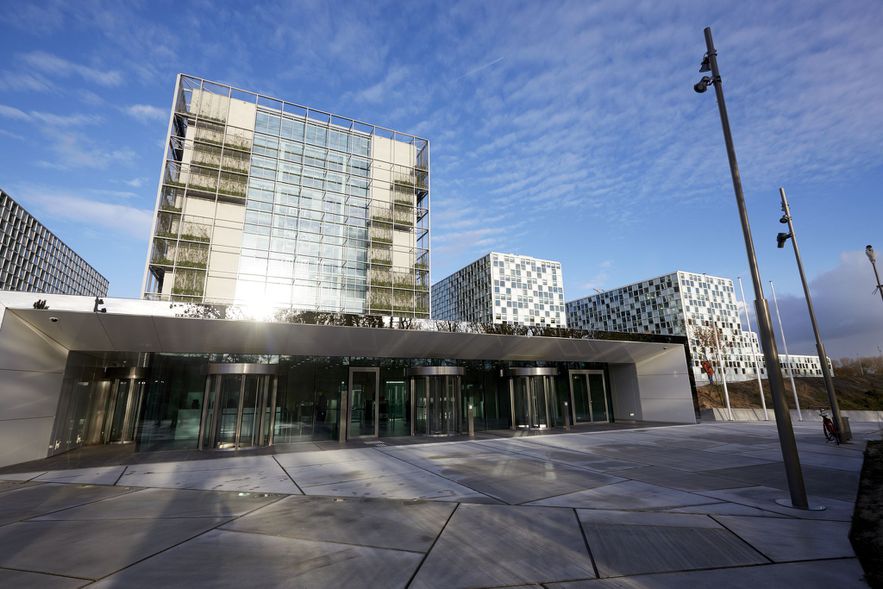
[199,363,278,450]
[567,369,609,425]
[346,367,380,440]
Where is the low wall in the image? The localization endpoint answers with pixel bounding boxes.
[701,408,883,423]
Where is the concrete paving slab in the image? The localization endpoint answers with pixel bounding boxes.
[31,487,282,520]
[0,517,229,579]
[119,462,301,494]
[410,504,595,589]
[0,470,47,481]
[0,568,90,588]
[0,479,39,494]
[621,465,747,491]
[705,462,860,502]
[392,451,626,504]
[546,558,868,588]
[287,455,423,488]
[273,447,390,468]
[665,502,789,517]
[33,466,127,486]
[741,448,865,472]
[302,468,494,502]
[527,480,714,510]
[478,440,643,472]
[701,486,857,521]
[577,509,723,528]
[88,529,422,589]
[223,495,454,552]
[578,512,768,577]
[0,483,134,526]
[714,515,855,562]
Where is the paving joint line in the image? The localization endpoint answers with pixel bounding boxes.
[218,526,429,555]
[84,491,287,584]
[405,502,460,588]
[0,565,94,582]
[271,455,306,495]
[112,465,128,486]
[707,514,776,563]
[573,507,600,579]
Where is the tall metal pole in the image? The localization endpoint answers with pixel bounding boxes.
[699,27,809,509]
[867,245,883,304]
[770,280,803,420]
[738,276,769,420]
[712,325,734,420]
[779,187,842,437]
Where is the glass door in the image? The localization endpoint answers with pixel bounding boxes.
[568,370,610,424]
[588,372,609,422]
[103,378,145,444]
[426,375,460,435]
[348,368,379,438]
[513,376,550,429]
[216,375,242,449]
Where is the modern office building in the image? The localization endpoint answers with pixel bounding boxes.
[143,74,430,317]
[566,270,829,382]
[432,252,566,327]
[0,291,695,468]
[0,76,699,469]
[0,189,108,297]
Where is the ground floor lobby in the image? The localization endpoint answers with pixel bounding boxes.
[0,421,877,588]
[0,292,697,468]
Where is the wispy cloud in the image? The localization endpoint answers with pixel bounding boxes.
[36,132,136,170]
[0,70,55,92]
[0,104,101,127]
[0,104,30,121]
[456,56,504,80]
[14,184,153,240]
[124,104,167,123]
[21,51,123,87]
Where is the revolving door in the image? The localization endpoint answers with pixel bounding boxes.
[199,363,278,450]
[508,367,559,429]
[409,366,464,436]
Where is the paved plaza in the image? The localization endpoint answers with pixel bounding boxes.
[0,420,879,588]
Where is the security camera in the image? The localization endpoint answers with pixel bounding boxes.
[49,316,59,323]
[693,76,712,93]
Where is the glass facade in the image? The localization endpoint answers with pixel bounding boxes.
[1,189,108,296]
[144,75,430,317]
[49,352,612,455]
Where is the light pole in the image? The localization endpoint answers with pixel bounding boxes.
[770,280,803,420]
[738,276,769,420]
[694,27,810,510]
[777,187,843,440]
[867,245,883,304]
[711,323,734,421]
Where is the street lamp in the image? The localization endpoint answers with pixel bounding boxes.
[694,27,812,510]
[777,188,843,440]
[867,245,883,304]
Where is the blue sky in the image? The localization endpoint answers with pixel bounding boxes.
[1,0,881,357]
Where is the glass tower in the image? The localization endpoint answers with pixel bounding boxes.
[142,74,430,317]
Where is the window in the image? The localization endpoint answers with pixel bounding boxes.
[256,111,281,135]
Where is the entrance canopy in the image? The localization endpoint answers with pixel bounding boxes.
[4,296,680,365]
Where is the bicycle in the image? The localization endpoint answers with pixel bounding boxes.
[819,409,841,445]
